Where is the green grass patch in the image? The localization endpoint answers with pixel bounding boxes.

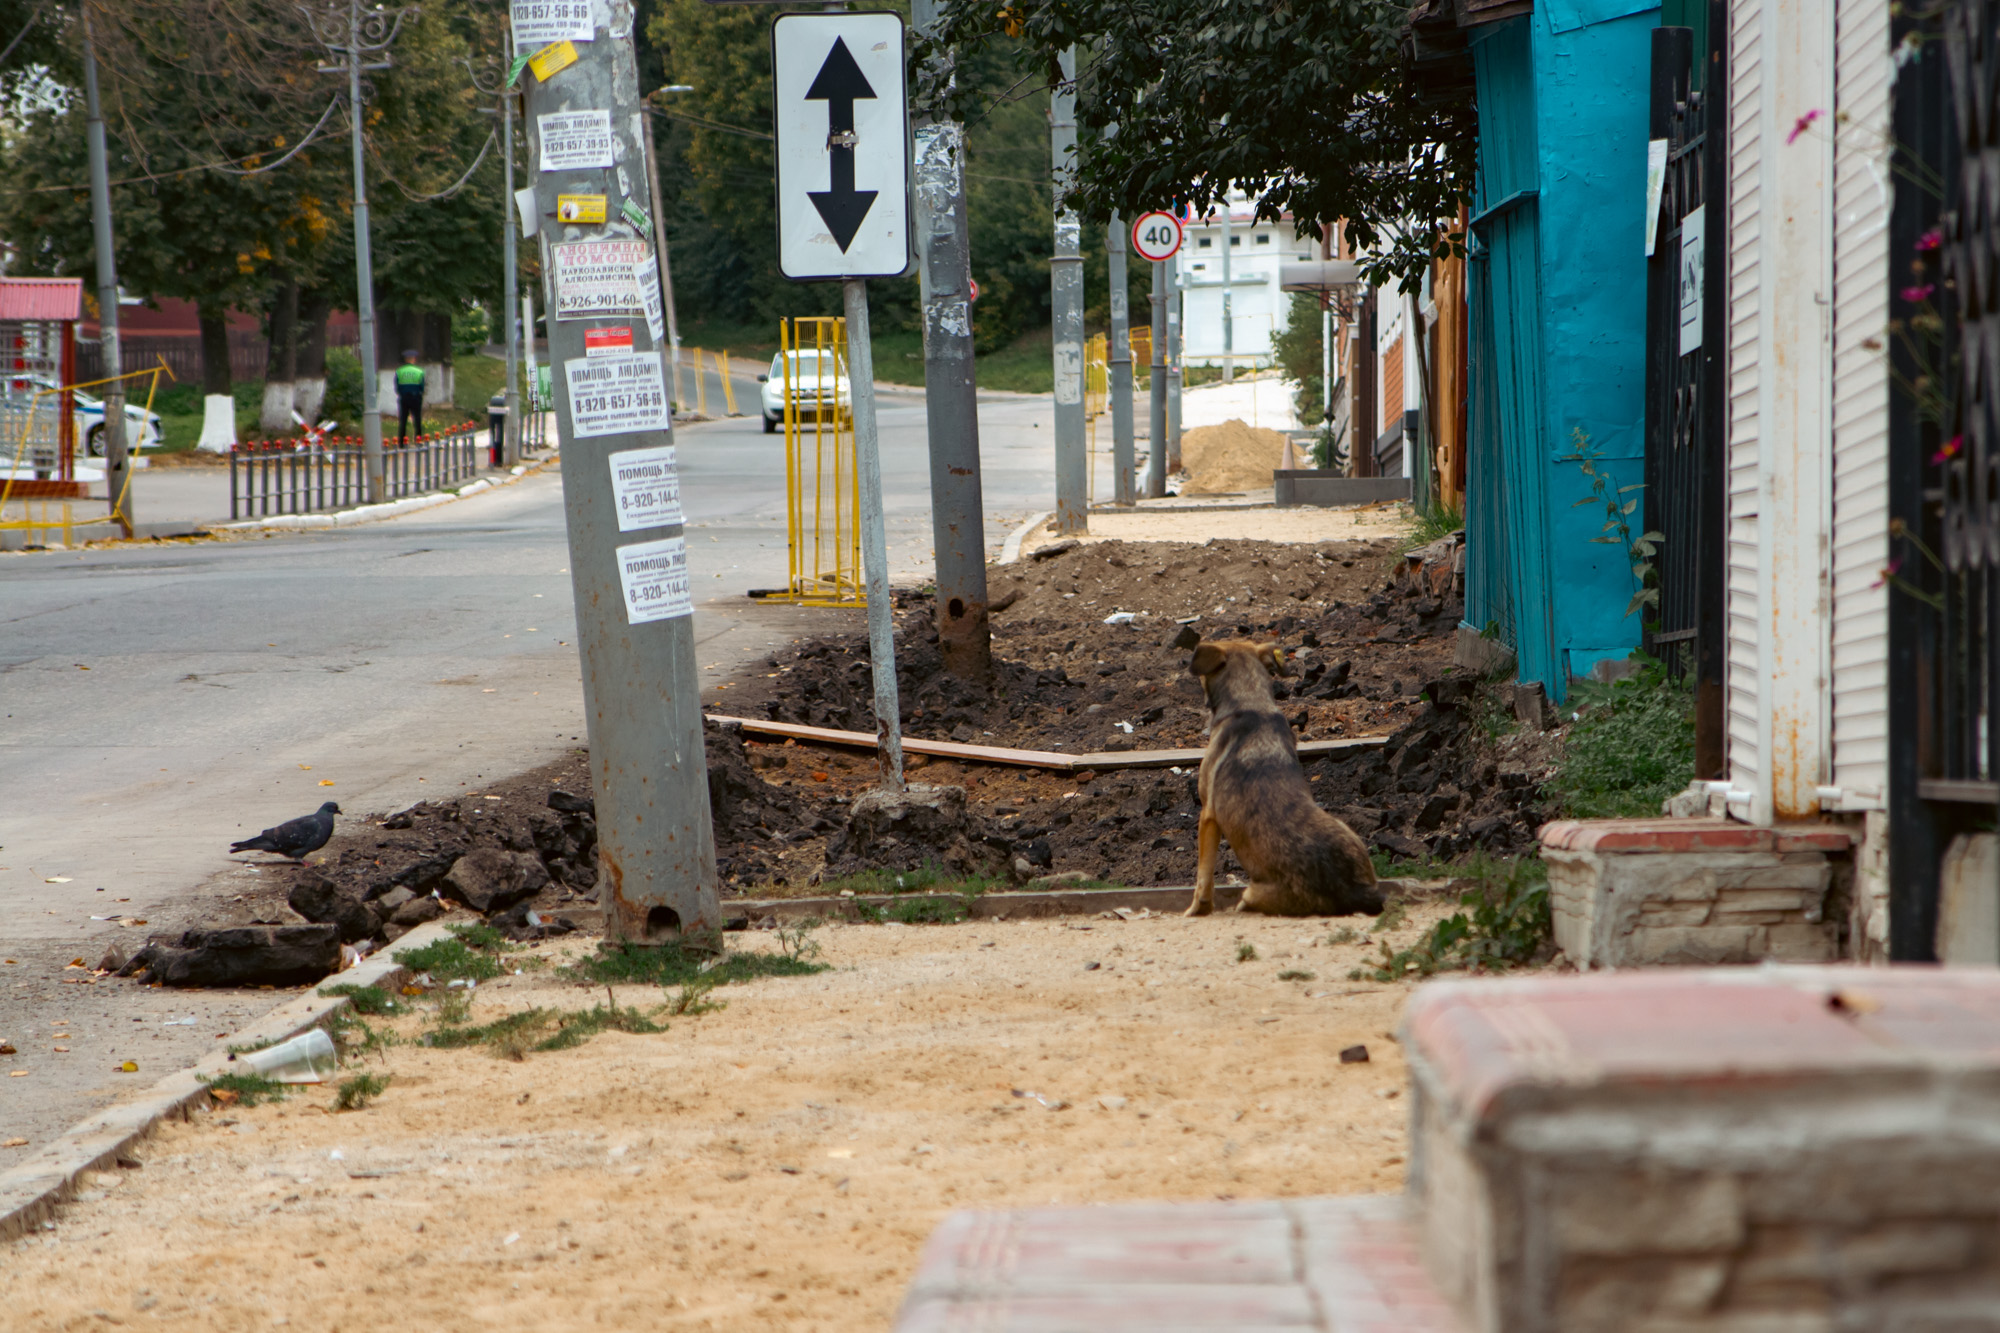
[1276,969,1316,982]
[329,1012,398,1062]
[815,863,1008,897]
[200,1072,288,1107]
[1370,852,1459,881]
[1235,941,1258,962]
[1350,855,1551,983]
[333,1072,391,1111]
[564,940,827,988]
[393,936,502,984]
[1397,501,1464,556]
[424,1003,670,1060]
[853,895,970,925]
[1546,656,1696,819]
[317,983,401,1016]
[452,353,508,417]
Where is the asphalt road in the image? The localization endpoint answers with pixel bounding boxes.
[0,377,1114,1150]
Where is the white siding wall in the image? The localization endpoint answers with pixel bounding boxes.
[1725,0,1767,820]
[1827,0,1893,808]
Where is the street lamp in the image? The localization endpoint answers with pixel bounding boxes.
[302,0,413,505]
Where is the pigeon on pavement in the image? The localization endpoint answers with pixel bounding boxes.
[229,802,341,860]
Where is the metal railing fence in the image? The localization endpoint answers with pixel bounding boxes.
[229,421,481,520]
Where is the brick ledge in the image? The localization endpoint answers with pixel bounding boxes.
[1539,817,1854,855]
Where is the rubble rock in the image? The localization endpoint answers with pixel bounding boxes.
[389,893,443,928]
[442,846,549,913]
[127,925,340,987]
[286,870,381,943]
[825,784,1006,878]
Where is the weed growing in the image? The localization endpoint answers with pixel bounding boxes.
[854,895,970,925]
[1276,969,1316,982]
[1372,901,1410,933]
[1546,656,1695,819]
[425,1002,670,1060]
[1350,856,1552,982]
[318,983,401,1016]
[394,936,502,984]
[1326,926,1360,946]
[201,1073,288,1107]
[1235,942,1258,963]
[329,1013,398,1063]
[566,939,827,988]
[1396,501,1464,557]
[774,919,824,964]
[816,864,1008,897]
[334,1072,391,1111]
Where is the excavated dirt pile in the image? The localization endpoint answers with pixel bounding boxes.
[1176,419,1292,494]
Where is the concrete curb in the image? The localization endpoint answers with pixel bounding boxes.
[999,511,1052,565]
[730,877,1452,924]
[0,918,460,1243]
[216,454,552,533]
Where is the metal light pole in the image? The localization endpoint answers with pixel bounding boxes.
[642,89,688,413]
[501,37,521,465]
[1049,46,1086,534]
[1107,212,1134,505]
[1148,257,1167,498]
[305,0,408,505]
[1220,197,1234,384]
[1167,259,1184,471]
[909,0,990,678]
[81,6,130,538]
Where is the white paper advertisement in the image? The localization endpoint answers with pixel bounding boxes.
[633,257,667,343]
[538,110,614,172]
[608,445,683,532]
[549,238,648,318]
[615,536,693,624]
[564,350,671,439]
[1678,205,1705,357]
[511,0,593,51]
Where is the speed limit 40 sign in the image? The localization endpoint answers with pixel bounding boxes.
[1131,211,1184,261]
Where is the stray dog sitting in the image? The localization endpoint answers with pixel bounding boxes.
[1184,639,1384,918]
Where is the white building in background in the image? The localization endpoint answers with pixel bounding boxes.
[1176,194,1317,371]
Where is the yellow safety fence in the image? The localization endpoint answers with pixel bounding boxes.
[1,362,170,546]
[1084,332,1110,503]
[677,347,743,420]
[764,315,862,606]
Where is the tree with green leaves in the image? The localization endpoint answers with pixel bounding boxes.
[916,0,1474,289]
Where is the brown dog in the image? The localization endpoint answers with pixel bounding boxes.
[1184,639,1383,918]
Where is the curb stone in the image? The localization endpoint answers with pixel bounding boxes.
[0,918,461,1243]
[999,510,1052,565]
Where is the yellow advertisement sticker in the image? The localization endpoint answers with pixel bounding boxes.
[528,41,578,82]
[557,194,608,224]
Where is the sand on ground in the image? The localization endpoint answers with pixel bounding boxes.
[4,906,1446,1331]
[1178,420,1292,495]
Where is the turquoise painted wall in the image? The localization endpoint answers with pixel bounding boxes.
[1464,2,1657,701]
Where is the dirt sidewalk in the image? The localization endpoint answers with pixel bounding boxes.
[2,907,1443,1330]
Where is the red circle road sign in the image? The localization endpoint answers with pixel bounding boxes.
[969,278,980,302]
[1130,212,1184,261]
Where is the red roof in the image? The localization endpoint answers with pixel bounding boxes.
[0,277,83,322]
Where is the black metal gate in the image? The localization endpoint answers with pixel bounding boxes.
[1641,9,1728,778]
[1887,0,2000,960]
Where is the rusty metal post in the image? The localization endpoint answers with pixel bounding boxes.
[1049,47,1087,534]
[1107,211,1135,505]
[519,0,721,941]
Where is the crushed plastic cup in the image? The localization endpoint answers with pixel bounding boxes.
[237,1029,336,1084]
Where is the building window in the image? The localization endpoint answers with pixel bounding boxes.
[1192,263,1206,271]
[1255,234,1271,245]
[1198,237,1213,249]
[1229,235,1240,246]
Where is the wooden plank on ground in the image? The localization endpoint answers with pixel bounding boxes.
[706,714,1386,772]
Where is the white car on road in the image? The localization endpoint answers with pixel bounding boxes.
[4,376,165,456]
[758,348,851,434]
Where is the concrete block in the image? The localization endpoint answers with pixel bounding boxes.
[1273,471,1411,507]
[1763,923,1838,963]
[1404,968,2000,1332]
[1628,926,1762,966]
[1937,832,1999,965]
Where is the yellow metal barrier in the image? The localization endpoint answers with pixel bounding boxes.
[2,361,169,544]
[689,345,708,417]
[767,316,862,605]
[1131,327,1152,375]
[1084,332,1109,503]
[716,349,739,416]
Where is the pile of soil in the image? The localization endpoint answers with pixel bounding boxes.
[1178,420,1289,494]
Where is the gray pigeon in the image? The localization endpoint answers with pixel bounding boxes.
[230,801,341,860]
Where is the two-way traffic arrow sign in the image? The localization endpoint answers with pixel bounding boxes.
[772,12,910,280]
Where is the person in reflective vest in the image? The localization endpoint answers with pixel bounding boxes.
[395,350,426,443]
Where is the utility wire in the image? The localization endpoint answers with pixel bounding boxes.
[371,127,497,201]
[0,0,45,70]
[0,96,343,193]
[648,104,772,142]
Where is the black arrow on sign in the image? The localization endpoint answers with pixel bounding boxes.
[805,36,878,253]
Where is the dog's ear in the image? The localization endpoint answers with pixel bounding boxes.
[1258,644,1291,678]
[1190,643,1224,678]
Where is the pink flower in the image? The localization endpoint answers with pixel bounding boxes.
[1871,559,1903,591]
[1933,435,1963,465]
[1916,228,1944,252]
[1902,283,1937,303]
[1787,109,1823,144]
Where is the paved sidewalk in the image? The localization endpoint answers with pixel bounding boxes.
[894,1194,1462,1332]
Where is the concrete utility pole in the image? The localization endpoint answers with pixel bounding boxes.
[1049,47,1086,533]
[306,0,406,504]
[1220,197,1234,384]
[80,7,130,538]
[1106,212,1134,505]
[909,0,990,678]
[501,34,521,466]
[1147,257,1167,497]
[519,2,721,940]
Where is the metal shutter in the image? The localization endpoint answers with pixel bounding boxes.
[1724,0,1766,821]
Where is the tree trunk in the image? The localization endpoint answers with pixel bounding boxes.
[260,281,299,434]
[195,303,237,451]
[294,290,331,423]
